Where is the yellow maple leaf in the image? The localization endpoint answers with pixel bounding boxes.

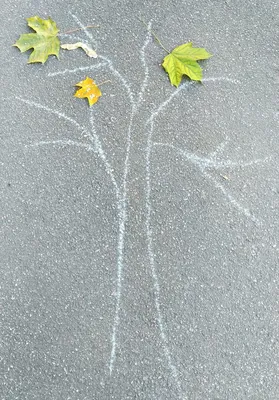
[74,76,102,106]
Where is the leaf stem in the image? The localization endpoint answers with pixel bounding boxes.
[97,80,111,86]
[139,18,170,54]
[60,25,100,35]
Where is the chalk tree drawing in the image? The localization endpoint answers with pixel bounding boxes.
[16,14,270,399]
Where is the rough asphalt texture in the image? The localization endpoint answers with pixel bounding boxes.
[1,0,278,399]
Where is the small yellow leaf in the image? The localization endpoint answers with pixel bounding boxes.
[74,77,102,106]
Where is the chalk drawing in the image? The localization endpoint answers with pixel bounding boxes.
[203,170,259,223]
[89,104,136,376]
[48,63,107,77]
[137,21,152,107]
[45,12,137,376]
[89,109,120,200]
[203,76,240,85]
[15,96,90,140]
[147,82,190,125]
[144,75,269,398]
[153,142,270,171]
[58,16,180,384]
[137,23,184,399]
[70,12,98,49]
[146,120,184,400]
[70,13,135,106]
[109,22,182,387]
[108,108,136,375]
[99,55,135,107]
[208,138,229,160]
[147,77,240,126]
[27,139,95,152]
[14,14,271,400]
[152,141,266,223]
[59,33,85,41]
[16,96,119,197]
[147,76,267,225]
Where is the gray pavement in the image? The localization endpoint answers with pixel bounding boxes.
[1,0,279,399]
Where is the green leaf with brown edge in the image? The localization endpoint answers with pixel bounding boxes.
[13,16,60,64]
[162,42,212,87]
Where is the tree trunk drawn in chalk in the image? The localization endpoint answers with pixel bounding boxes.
[16,13,270,400]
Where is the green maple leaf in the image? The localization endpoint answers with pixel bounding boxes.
[162,42,212,87]
[13,16,60,64]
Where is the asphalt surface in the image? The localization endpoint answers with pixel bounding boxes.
[1,0,279,399]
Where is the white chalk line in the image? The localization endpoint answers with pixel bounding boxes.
[202,170,259,223]
[142,51,188,397]
[152,142,264,223]
[88,111,124,373]
[26,139,95,152]
[203,76,240,84]
[109,23,158,376]
[48,62,107,77]
[99,55,135,107]
[70,12,98,49]
[89,109,120,200]
[208,138,229,159]
[147,76,240,125]
[153,142,270,170]
[147,83,190,124]
[66,14,137,377]
[146,76,264,226]
[59,33,84,40]
[143,76,247,399]
[15,96,90,139]
[109,106,136,375]
[15,96,119,196]
[146,120,185,399]
[19,18,133,372]
[137,21,152,108]
[68,15,136,106]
